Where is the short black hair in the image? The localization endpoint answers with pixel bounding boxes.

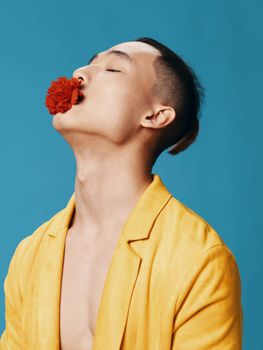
[133,37,205,157]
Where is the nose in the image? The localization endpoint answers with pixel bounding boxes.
[75,76,84,91]
[77,77,84,88]
[72,69,85,84]
[76,76,84,86]
[73,63,96,86]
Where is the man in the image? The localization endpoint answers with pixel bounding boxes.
[0,37,243,349]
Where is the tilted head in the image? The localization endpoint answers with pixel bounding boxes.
[52,37,204,165]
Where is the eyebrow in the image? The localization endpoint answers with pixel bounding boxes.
[88,49,134,65]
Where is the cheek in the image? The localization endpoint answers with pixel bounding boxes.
[83,82,137,128]
[58,78,147,144]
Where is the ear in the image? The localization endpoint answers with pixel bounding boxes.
[141,106,176,130]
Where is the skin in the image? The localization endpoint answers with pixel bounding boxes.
[52,40,176,243]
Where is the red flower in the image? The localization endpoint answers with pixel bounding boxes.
[45,76,84,115]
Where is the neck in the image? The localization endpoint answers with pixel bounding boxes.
[68,148,154,242]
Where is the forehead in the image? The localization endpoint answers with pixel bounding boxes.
[108,41,160,57]
[101,41,161,71]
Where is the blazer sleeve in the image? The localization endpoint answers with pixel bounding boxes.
[0,240,24,349]
[171,245,243,350]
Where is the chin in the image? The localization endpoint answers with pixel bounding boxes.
[52,109,87,135]
[52,111,73,131]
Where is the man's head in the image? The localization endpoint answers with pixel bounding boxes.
[52,37,204,165]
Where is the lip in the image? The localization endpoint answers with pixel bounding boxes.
[54,98,85,116]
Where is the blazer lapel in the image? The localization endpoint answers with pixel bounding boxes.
[37,173,172,350]
[36,195,76,349]
[92,231,141,349]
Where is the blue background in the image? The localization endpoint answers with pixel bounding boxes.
[0,0,262,348]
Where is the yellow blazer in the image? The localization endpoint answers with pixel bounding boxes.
[0,174,243,349]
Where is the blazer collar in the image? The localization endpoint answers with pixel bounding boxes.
[39,173,172,349]
[47,173,173,243]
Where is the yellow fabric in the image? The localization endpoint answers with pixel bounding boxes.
[0,173,243,349]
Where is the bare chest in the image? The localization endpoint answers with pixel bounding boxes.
[59,232,118,350]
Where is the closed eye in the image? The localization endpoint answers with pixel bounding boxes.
[106,69,122,72]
